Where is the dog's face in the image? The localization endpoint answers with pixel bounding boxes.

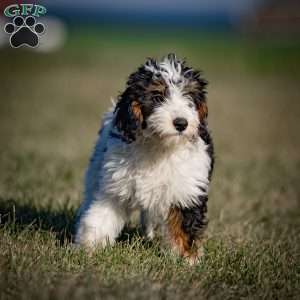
[115,54,208,146]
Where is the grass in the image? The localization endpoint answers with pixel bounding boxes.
[0,28,300,299]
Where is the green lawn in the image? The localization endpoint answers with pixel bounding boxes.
[0,29,300,299]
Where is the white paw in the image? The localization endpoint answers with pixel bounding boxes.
[75,222,116,249]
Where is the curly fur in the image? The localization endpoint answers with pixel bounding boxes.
[75,54,214,263]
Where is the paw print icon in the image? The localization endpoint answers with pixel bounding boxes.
[4,16,45,48]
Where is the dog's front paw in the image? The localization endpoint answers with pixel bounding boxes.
[184,246,205,266]
[75,222,116,250]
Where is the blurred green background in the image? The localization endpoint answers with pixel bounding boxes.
[1,28,299,167]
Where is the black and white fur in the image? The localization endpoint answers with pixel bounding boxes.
[75,54,214,263]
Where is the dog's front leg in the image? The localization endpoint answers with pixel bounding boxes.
[75,197,127,249]
[167,202,207,265]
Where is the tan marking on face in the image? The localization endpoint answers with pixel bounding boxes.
[197,102,208,123]
[183,81,208,123]
[131,101,143,123]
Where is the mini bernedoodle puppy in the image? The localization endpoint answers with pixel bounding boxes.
[75,54,214,264]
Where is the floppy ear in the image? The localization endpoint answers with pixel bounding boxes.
[114,90,143,142]
[197,101,208,124]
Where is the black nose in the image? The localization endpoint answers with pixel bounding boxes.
[173,117,188,132]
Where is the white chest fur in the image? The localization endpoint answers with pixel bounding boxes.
[101,137,211,218]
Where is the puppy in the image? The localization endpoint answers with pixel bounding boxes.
[75,54,214,263]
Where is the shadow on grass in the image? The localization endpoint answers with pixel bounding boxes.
[0,197,76,244]
[0,198,149,247]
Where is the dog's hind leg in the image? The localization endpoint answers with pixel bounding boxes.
[75,198,127,249]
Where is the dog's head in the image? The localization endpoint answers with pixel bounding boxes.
[114,54,208,146]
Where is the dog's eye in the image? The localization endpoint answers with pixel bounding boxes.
[152,95,164,103]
